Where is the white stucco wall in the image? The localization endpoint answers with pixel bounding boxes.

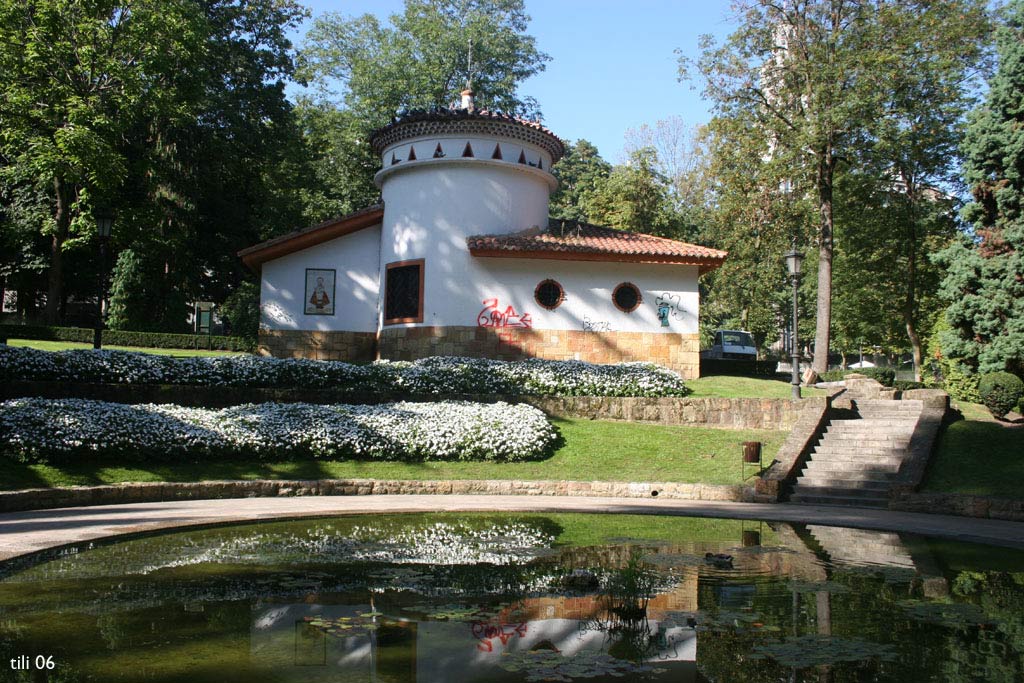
[259,225,381,333]
[419,257,700,335]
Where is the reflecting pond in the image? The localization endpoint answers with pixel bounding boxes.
[0,513,1022,682]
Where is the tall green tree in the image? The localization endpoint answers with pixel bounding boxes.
[0,0,205,323]
[937,0,1024,376]
[583,147,690,238]
[860,0,990,379]
[0,0,308,327]
[687,0,888,372]
[296,0,549,221]
[549,139,611,223]
[687,0,990,373]
[301,0,548,121]
[696,112,814,352]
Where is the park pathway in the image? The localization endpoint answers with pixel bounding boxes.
[1,495,1022,562]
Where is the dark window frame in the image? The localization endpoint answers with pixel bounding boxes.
[612,282,642,313]
[534,278,565,310]
[383,259,425,325]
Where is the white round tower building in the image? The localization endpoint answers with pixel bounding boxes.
[245,93,726,378]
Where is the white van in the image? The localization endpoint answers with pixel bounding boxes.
[701,330,757,360]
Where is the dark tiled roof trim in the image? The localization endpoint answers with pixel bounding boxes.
[238,204,384,270]
[370,107,565,162]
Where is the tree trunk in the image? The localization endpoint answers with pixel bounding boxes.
[44,176,71,325]
[812,153,835,374]
[903,192,923,382]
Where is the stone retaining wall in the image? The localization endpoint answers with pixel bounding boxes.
[2,382,806,430]
[258,329,377,361]
[0,479,751,514]
[890,490,1024,522]
[379,326,701,379]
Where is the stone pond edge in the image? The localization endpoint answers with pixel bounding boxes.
[0,479,752,514]
[3,478,1022,523]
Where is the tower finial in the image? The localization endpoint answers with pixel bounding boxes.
[460,38,475,110]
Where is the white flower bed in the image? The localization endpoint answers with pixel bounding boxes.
[0,346,688,397]
[0,398,557,464]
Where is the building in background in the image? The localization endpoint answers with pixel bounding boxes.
[240,91,726,378]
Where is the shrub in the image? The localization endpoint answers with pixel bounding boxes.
[924,312,982,403]
[107,249,189,333]
[0,347,689,397]
[0,398,558,464]
[978,372,1024,418]
[0,324,256,352]
[219,281,260,338]
[894,380,926,392]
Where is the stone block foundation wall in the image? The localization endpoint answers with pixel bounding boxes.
[258,329,376,361]
[379,325,701,379]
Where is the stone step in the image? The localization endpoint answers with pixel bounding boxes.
[805,534,909,551]
[802,463,899,477]
[827,419,918,428]
[823,428,913,438]
[854,399,924,408]
[806,525,916,568]
[789,492,889,507]
[855,403,922,411]
[820,434,911,446]
[802,461,902,474]
[853,416,920,424]
[803,458,902,473]
[806,454,905,464]
[797,475,893,490]
[809,447,906,460]
[854,409,922,417]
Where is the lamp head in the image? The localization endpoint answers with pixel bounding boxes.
[94,209,114,238]
[783,249,803,277]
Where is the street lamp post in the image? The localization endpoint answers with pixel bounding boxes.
[783,245,804,400]
[93,210,114,350]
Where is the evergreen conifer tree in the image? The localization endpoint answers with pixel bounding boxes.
[937,0,1024,375]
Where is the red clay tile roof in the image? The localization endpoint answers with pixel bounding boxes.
[467,221,727,272]
[239,204,384,270]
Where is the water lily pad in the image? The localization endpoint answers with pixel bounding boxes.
[497,649,662,681]
[898,599,1000,628]
[788,580,852,594]
[752,635,897,667]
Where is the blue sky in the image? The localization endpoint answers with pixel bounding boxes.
[290,1,737,162]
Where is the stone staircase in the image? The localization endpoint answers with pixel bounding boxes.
[788,399,923,507]
[804,524,916,569]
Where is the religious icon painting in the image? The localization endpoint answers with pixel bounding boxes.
[304,268,336,315]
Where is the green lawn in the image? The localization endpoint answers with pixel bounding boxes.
[686,374,825,399]
[923,400,1024,499]
[0,417,783,490]
[6,338,245,357]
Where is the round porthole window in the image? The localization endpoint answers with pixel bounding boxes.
[612,282,642,313]
[535,279,564,310]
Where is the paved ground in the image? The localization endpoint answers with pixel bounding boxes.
[1,495,1023,562]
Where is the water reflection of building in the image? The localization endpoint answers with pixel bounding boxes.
[250,581,700,682]
[247,527,945,682]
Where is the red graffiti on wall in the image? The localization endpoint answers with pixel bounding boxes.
[472,621,528,652]
[477,298,532,329]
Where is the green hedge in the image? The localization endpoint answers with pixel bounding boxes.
[0,324,256,353]
[699,358,778,377]
[819,367,896,387]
